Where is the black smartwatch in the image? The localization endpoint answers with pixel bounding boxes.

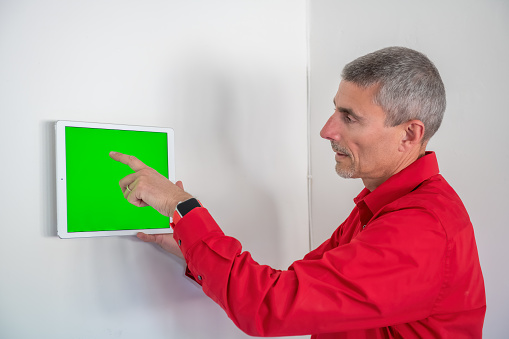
[173,198,202,224]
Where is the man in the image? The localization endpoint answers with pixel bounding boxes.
[110,47,486,338]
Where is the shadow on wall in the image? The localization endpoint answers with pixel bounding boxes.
[42,120,57,237]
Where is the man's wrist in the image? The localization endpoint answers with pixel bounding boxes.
[168,192,194,217]
[173,197,202,225]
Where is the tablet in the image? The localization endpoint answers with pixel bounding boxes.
[55,121,175,238]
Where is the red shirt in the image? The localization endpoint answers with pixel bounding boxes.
[173,152,486,338]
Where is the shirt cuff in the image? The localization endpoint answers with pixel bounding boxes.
[172,207,224,260]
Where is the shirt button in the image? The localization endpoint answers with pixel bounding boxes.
[197,275,203,281]
[178,239,182,246]
[362,225,366,229]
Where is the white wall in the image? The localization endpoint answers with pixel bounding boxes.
[308,0,509,337]
[0,1,308,338]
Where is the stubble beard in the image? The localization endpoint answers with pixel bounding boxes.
[331,142,355,179]
[336,162,355,178]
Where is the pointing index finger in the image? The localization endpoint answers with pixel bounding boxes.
[110,152,148,172]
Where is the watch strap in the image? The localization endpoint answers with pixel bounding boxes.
[172,198,202,226]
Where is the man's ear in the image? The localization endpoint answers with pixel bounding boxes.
[399,120,425,151]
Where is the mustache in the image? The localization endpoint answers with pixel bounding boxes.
[331,142,351,156]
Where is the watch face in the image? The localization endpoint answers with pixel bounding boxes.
[177,198,202,217]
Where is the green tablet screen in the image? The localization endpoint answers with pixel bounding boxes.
[65,126,170,232]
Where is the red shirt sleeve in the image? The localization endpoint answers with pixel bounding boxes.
[172,206,450,337]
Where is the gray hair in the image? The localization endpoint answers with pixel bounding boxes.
[342,47,446,141]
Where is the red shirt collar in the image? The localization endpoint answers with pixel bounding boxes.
[354,151,440,217]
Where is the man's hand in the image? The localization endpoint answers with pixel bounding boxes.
[110,152,192,259]
[109,152,192,217]
[136,232,184,259]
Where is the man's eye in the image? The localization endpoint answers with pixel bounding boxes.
[343,114,353,123]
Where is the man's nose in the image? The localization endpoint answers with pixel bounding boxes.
[320,114,340,141]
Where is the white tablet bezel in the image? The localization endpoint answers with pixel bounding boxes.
[55,120,176,238]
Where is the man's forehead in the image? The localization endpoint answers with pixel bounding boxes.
[334,81,386,119]
[333,82,366,109]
